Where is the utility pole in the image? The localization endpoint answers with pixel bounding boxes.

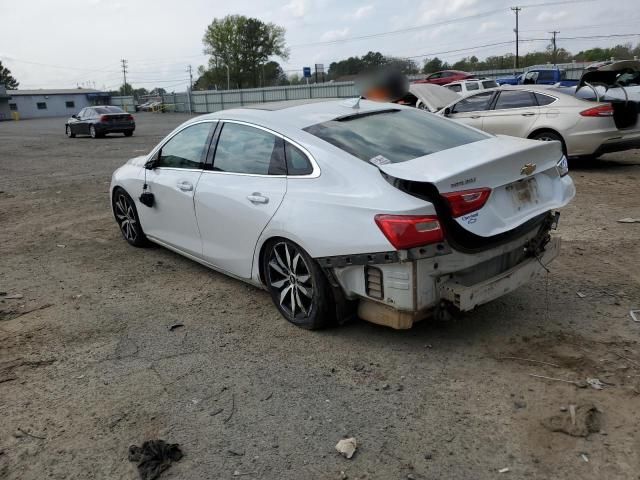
[121,59,128,95]
[186,65,193,114]
[511,7,521,73]
[550,30,560,65]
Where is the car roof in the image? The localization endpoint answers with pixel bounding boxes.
[197,98,405,130]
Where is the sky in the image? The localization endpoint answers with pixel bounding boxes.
[1,0,639,91]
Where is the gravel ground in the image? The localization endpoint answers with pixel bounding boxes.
[1,113,639,480]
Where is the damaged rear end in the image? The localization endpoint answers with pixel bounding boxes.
[305,106,575,328]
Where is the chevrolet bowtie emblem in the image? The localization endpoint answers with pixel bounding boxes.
[520,163,537,176]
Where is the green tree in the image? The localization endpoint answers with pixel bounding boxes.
[0,61,19,89]
[202,14,288,89]
[422,57,449,74]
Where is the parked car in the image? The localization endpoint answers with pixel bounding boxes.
[111,99,574,330]
[444,78,498,94]
[66,106,135,138]
[414,85,640,158]
[413,70,474,86]
[496,68,578,87]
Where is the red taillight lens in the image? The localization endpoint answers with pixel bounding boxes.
[442,187,491,218]
[100,115,110,122]
[580,104,614,117]
[127,114,134,121]
[375,215,443,250]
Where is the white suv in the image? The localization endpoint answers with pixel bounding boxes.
[445,78,499,95]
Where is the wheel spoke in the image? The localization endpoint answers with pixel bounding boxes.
[292,253,301,273]
[269,258,287,277]
[290,287,296,317]
[270,278,288,289]
[279,284,293,307]
[274,248,288,273]
[297,284,312,298]
[296,274,310,284]
[284,243,292,269]
[295,288,308,315]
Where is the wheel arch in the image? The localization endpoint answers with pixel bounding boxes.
[527,128,567,155]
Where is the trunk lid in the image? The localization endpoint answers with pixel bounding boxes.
[378,135,575,238]
[102,113,133,122]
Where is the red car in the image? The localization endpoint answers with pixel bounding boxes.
[413,70,474,86]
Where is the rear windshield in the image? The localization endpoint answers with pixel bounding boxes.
[303,108,487,164]
[94,106,124,114]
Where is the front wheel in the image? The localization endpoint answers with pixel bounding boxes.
[112,188,148,247]
[263,239,336,329]
[66,125,75,138]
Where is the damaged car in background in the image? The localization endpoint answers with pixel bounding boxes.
[110,99,575,330]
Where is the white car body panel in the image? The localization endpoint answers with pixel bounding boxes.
[111,99,576,328]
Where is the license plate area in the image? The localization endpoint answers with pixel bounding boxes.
[507,177,539,211]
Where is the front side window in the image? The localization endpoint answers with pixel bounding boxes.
[451,91,494,113]
[466,82,479,91]
[447,84,462,93]
[213,122,284,175]
[304,108,487,165]
[65,101,75,108]
[494,91,536,110]
[37,102,47,110]
[537,70,555,82]
[482,80,498,89]
[158,122,212,169]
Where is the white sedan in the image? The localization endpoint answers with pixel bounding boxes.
[111,99,575,330]
[427,85,640,158]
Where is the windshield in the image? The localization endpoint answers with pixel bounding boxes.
[304,108,487,164]
[94,106,124,114]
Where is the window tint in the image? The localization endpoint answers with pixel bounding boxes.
[451,92,494,113]
[537,70,555,82]
[534,93,556,106]
[428,72,442,79]
[466,82,479,91]
[304,109,487,164]
[447,84,462,93]
[285,142,313,175]
[65,101,75,108]
[213,122,282,175]
[37,102,47,110]
[494,91,536,109]
[95,106,123,114]
[482,80,498,88]
[158,122,212,169]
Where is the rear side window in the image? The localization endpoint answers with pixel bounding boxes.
[494,91,536,109]
[534,93,556,106]
[482,80,498,88]
[304,108,487,165]
[466,82,479,91]
[447,84,462,93]
[451,91,494,113]
[213,122,285,175]
[285,142,313,175]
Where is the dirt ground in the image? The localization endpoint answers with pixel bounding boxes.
[1,113,639,480]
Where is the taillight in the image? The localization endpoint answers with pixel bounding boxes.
[100,115,110,122]
[127,114,134,121]
[442,187,491,218]
[580,104,614,117]
[375,215,443,250]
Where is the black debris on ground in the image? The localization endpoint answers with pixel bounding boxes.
[128,440,183,480]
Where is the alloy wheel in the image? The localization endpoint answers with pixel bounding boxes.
[90,125,96,138]
[114,193,138,243]
[267,241,314,319]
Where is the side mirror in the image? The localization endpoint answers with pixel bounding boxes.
[72,114,78,119]
[145,152,159,169]
[444,107,451,116]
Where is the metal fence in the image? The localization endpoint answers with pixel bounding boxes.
[112,61,599,114]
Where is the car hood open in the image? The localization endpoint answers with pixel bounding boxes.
[408,84,460,112]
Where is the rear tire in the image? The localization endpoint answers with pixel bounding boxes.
[112,188,149,247]
[529,130,566,155]
[262,238,336,329]
[124,131,134,137]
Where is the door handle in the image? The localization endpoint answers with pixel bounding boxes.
[521,112,536,116]
[247,193,269,204]
[177,181,193,191]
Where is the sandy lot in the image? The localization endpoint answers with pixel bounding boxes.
[1,113,639,480]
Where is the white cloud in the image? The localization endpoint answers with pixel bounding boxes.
[537,10,569,22]
[283,0,307,18]
[478,20,499,33]
[321,27,351,42]
[349,5,374,20]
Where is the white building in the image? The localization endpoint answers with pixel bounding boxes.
[6,89,111,119]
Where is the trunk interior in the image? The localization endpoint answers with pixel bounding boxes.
[612,100,639,130]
